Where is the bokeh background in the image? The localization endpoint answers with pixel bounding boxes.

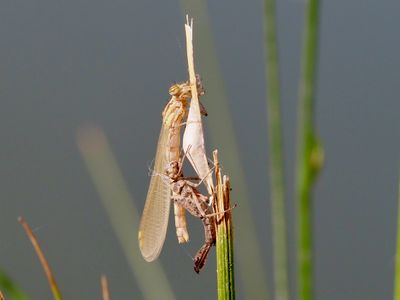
[1,0,399,299]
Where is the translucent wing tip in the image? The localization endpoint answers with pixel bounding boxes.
[138,229,162,262]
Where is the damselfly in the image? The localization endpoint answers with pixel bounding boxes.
[138,79,205,262]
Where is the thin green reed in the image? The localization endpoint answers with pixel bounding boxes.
[263,0,289,300]
[394,175,400,300]
[296,0,323,300]
[213,151,235,300]
[178,1,269,299]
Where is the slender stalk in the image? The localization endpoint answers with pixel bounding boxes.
[184,19,235,298]
[394,175,400,300]
[18,217,62,300]
[101,274,110,300]
[296,0,322,300]
[177,3,269,298]
[184,18,235,297]
[213,150,235,300]
[263,0,289,299]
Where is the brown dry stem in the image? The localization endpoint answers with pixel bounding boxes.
[101,274,110,300]
[18,216,62,300]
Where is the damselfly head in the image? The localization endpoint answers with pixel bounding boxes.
[169,76,205,99]
[168,82,191,99]
[168,83,182,96]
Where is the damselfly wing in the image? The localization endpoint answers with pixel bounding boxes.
[138,83,192,261]
[138,123,171,262]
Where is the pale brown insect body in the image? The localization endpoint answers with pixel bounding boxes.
[138,79,206,262]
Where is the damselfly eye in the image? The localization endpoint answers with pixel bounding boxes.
[169,84,181,96]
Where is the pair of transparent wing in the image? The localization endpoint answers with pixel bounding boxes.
[138,124,171,262]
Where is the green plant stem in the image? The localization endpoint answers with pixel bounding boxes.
[213,151,235,300]
[263,0,289,299]
[394,176,400,300]
[177,4,269,299]
[296,0,322,300]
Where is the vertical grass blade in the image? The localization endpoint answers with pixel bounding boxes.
[263,0,289,299]
[213,150,235,300]
[296,0,323,300]
[394,175,400,300]
[184,21,235,297]
[178,2,269,298]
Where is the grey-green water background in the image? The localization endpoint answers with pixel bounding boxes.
[1,0,399,299]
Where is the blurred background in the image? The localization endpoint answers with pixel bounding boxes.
[0,0,399,299]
